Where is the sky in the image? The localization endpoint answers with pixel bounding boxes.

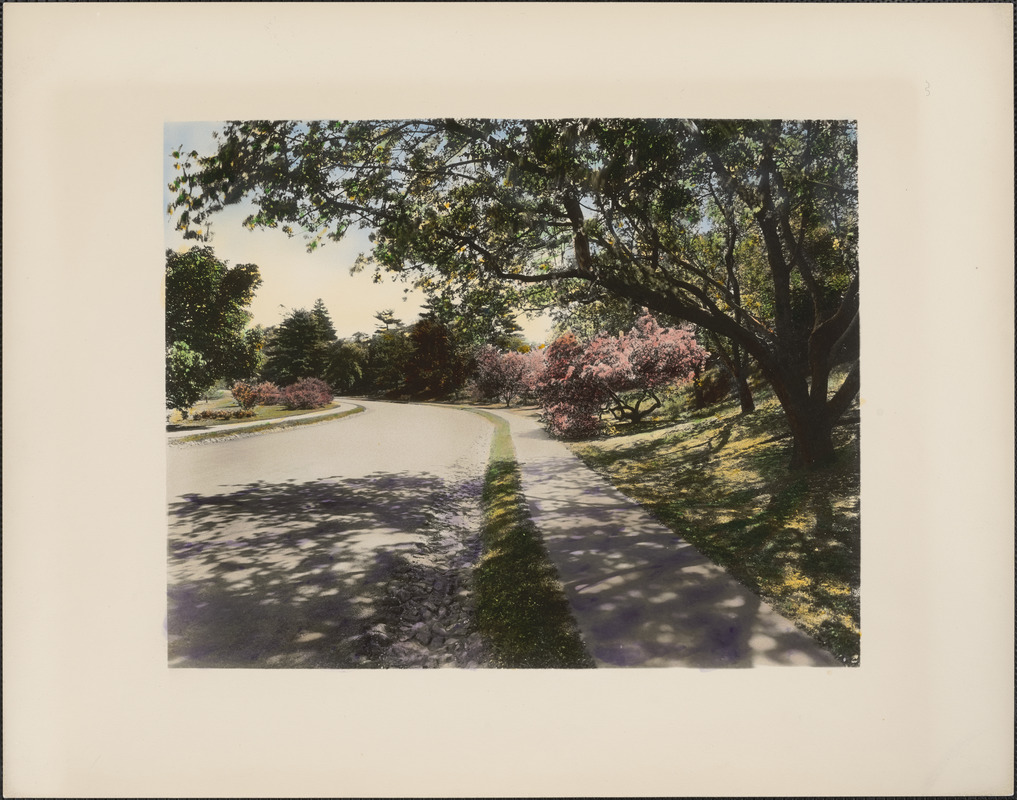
[163,121,552,342]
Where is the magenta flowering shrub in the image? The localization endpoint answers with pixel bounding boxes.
[535,333,609,438]
[231,380,283,409]
[536,313,709,437]
[471,345,504,402]
[471,346,545,407]
[230,381,259,410]
[589,313,709,422]
[193,408,257,420]
[281,377,332,409]
[514,349,545,402]
[253,381,282,406]
[541,402,603,439]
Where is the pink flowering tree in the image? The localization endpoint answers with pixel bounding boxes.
[512,349,545,404]
[590,313,709,424]
[537,314,709,437]
[535,333,608,438]
[472,346,545,407]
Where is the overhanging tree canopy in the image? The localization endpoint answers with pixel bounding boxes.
[169,118,859,468]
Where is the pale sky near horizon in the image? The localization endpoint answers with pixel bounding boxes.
[163,121,552,342]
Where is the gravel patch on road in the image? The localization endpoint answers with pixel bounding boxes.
[358,470,490,668]
[168,400,496,669]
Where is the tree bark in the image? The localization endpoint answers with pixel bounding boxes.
[711,335,756,415]
[762,364,840,470]
[787,411,837,469]
[734,369,756,415]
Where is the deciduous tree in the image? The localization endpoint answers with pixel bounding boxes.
[165,246,262,415]
[323,340,368,394]
[169,119,858,468]
[166,342,208,418]
[404,317,466,398]
[536,314,707,435]
[472,345,544,407]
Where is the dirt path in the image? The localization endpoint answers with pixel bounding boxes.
[485,407,843,668]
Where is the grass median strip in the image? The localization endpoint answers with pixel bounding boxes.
[170,406,365,444]
[469,410,595,668]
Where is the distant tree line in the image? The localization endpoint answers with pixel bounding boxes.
[166,246,537,414]
[167,246,725,435]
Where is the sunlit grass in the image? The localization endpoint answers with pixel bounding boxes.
[571,385,860,665]
[170,406,365,444]
[168,398,341,426]
[469,410,595,668]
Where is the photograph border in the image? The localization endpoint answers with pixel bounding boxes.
[4,3,1013,797]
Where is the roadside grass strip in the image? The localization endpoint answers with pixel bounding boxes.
[170,406,365,444]
[571,388,860,665]
[168,400,343,427]
[469,410,595,668]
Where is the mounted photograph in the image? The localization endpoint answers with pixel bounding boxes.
[165,119,860,669]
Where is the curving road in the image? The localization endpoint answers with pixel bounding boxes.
[166,400,493,668]
[168,398,842,669]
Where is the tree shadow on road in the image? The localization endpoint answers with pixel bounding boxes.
[167,472,457,668]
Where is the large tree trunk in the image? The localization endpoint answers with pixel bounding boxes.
[763,361,854,470]
[734,369,756,416]
[785,401,837,470]
[714,340,756,415]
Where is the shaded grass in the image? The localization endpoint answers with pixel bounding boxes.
[469,410,595,668]
[170,406,365,444]
[571,389,860,665]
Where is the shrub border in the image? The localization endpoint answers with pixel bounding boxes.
[169,405,365,445]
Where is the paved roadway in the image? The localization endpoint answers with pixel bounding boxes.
[168,398,842,669]
[166,400,493,667]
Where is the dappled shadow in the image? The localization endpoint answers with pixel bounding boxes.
[559,400,860,664]
[167,472,459,668]
[479,396,855,669]
[516,456,841,667]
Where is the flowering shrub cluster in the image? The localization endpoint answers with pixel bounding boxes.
[231,380,283,409]
[536,313,709,438]
[254,381,283,406]
[281,377,333,409]
[535,333,607,438]
[472,345,544,407]
[193,408,257,421]
[230,381,259,410]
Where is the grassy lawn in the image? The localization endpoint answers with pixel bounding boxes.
[169,406,365,444]
[569,382,860,665]
[469,410,595,668]
[167,394,342,427]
